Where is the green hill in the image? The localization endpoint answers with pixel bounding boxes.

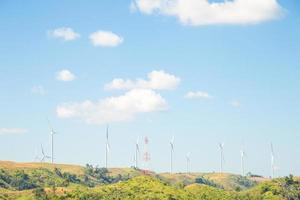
[158,172,259,190]
[0,161,259,191]
[2,175,299,200]
[0,161,299,200]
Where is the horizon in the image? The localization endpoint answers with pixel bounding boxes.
[1,0,300,178]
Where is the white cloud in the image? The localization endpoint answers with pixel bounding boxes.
[0,128,28,135]
[105,70,180,90]
[49,27,80,41]
[185,91,212,99]
[89,31,123,47]
[56,69,76,82]
[132,0,283,26]
[56,89,168,124]
[31,85,46,95]
[230,100,241,108]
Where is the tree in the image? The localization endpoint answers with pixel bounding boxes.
[33,187,48,199]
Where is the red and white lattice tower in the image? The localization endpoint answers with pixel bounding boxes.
[143,136,151,174]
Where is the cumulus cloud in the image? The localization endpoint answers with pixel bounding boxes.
[31,85,46,95]
[185,91,212,99]
[0,128,28,135]
[89,31,123,47]
[56,69,76,82]
[56,89,168,124]
[105,70,180,90]
[132,0,283,26]
[230,100,241,108]
[49,27,80,41]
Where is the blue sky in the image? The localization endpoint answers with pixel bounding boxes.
[0,0,300,177]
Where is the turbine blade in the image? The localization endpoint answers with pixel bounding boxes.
[41,145,45,155]
[106,143,110,152]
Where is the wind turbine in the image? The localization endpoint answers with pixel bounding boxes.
[240,149,246,176]
[270,143,275,178]
[170,136,174,174]
[135,138,140,169]
[186,152,191,174]
[105,125,110,169]
[40,144,51,162]
[219,143,225,173]
[47,118,57,164]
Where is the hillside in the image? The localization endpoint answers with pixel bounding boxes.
[0,161,142,177]
[0,161,84,175]
[159,172,261,190]
[0,161,259,190]
[0,161,299,200]
[1,175,300,200]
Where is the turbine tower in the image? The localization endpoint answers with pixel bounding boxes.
[240,150,246,176]
[186,152,191,174]
[47,118,56,164]
[170,136,174,174]
[105,125,110,169]
[219,143,225,173]
[135,138,140,169]
[270,143,275,178]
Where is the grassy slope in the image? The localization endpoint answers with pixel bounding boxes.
[3,175,299,200]
[93,176,192,200]
[159,172,262,190]
[0,161,84,175]
[3,161,299,200]
[0,161,260,190]
[1,176,192,200]
[0,160,145,181]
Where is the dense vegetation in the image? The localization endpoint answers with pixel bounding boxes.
[0,164,133,191]
[0,162,299,200]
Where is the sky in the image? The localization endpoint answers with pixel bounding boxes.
[0,0,300,177]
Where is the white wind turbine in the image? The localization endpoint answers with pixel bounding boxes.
[105,125,110,169]
[47,118,57,164]
[240,149,246,176]
[135,138,140,169]
[186,152,191,174]
[270,143,275,178]
[170,136,174,174]
[219,143,225,173]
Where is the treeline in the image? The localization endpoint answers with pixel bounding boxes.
[83,164,131,187]
[1,165,300,200]
[32,175,300,200]
[0,164,131,191]
[0,169,36,190]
